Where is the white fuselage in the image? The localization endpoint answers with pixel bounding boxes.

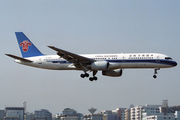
[14,53,177,70]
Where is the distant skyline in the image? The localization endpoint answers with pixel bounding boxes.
[1,100,177,115]
[1,0,180,115]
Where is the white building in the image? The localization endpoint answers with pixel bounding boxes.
[131,105,163,120]
[141,104,175,120]
[142,105,162,120]
[131,105,144,120]
[144,114,175,120]
[60,116,79,120]
[175,111,180,120]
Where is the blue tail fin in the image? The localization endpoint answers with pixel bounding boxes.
[15,32,43,58]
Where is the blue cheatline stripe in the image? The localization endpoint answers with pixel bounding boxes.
[107,59,177,66]
[47,60,67,63]
[47,59,177,66]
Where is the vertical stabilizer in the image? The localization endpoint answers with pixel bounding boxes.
[15,32,43,58]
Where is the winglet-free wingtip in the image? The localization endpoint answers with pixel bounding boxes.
[48,46,54,49]
[48,46,57,51]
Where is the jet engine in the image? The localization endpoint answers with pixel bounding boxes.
[102,69,123,77]
[91,61,109,70]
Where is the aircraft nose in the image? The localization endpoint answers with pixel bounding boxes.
[174,61,177,66]
[172,61,177,67]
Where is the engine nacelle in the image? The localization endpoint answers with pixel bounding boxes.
[91,61,109,70]
[102,69,123,77]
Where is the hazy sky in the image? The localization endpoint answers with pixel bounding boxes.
[1,0,180,115]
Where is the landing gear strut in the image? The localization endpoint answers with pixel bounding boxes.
[89,70,98,81]
[153,68,160,79]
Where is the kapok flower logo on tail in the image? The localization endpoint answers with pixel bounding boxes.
[20,40,32,52]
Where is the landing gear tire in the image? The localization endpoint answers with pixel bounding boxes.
[85,73,89,77]
[80,74,85,78]
[81,73,89,78]
[89,76,98,81]
[89,77,94,81]
[153,75,157,79]
[93,76,97,81]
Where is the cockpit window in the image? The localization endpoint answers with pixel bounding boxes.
[165,57,173,60]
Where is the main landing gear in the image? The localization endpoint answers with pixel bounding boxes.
[153,68,160,79]
[80,71,98,81]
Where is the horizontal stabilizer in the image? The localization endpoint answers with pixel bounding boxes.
[5,54,33,62]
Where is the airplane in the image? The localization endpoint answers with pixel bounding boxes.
[5,32,177,81]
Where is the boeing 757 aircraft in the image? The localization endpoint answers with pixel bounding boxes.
[5,32,177,81]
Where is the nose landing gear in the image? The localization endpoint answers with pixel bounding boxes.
[153,68,160,79]
[153,75,157,78]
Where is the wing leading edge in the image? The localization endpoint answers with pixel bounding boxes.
[48,46,95,71]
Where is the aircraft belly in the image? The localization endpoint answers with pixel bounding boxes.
[57,64,76,70]
[44,63,76,70]
[20,61,77,70]
[19,59,174,71]
[119,62,172,68]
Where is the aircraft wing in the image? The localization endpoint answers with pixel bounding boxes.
[5,54,33,62]
[48,46,95,70]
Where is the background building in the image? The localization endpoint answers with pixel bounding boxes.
[114,108,126,120]
[101,110,119,120]
[34,109,52,120]
[142,105,162,120]
[125,109,130,120]
[56,108,83,120]
[145,115,175,120]
[84,114,103,120]
[26,112,34,120]
[131,105,144,120]
[4,107,24,120]
[0,110,4,120]
[84,108,102,120]
[175,111,180,120]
